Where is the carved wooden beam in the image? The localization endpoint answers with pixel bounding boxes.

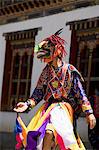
[3,28,40,41]
[0,0,97,25]
[67,17,99,31]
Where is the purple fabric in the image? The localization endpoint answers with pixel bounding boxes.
[26,118,49,150]
[26,131,41,150]
[38,118,49,139]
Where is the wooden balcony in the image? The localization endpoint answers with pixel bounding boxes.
[0,0,97,25]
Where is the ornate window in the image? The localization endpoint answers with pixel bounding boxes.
[67,17,99,96]
[77,41,98,96]
[1,28,38,111]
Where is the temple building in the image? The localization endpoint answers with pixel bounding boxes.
[0,0,99,148]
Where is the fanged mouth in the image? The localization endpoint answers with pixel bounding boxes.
[37,49,50,59]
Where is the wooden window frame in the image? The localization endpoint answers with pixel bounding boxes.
[1,28,38,111]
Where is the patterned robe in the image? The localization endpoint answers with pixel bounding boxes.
[16,62,93,150]
[30,62,93,116]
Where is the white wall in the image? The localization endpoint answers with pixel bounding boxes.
[0,5,99,132]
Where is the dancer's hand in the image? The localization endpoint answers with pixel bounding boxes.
[13,102,28,113]
[86,114,96,129]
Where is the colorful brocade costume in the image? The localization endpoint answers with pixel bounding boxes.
[15,62,93,150]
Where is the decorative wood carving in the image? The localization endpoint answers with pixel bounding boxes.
[67,17,99,96]
[0,0,97,25]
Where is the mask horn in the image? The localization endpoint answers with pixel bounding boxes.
[54,28,63,36]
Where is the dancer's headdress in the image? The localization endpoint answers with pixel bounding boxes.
[34,28,67,63]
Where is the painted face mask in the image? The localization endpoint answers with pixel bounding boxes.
[34,28,67,63]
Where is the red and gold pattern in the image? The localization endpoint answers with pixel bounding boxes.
[30,62,93,116]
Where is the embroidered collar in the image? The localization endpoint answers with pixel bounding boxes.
[51,62,64,73]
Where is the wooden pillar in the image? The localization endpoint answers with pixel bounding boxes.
[77,41,85,70]
[25,50,32,98]
[16,51,23,102]
[8,51,16,109]
[69,29,78,65]
[86,41,96,95]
